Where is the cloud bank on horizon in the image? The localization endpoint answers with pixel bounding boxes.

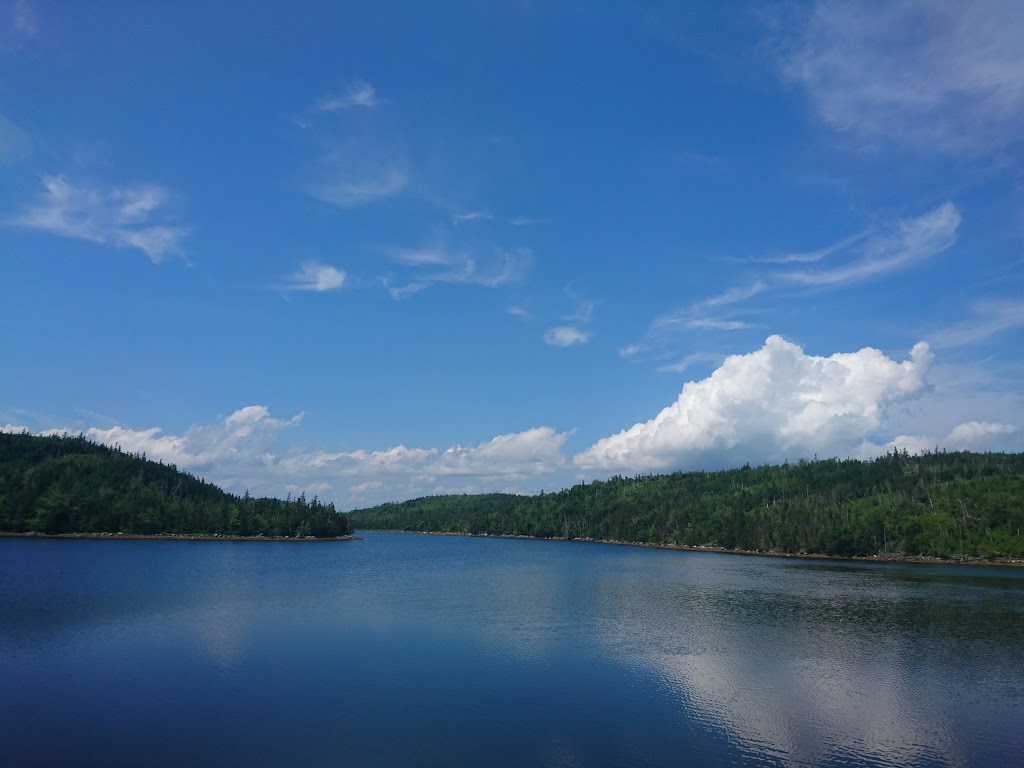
[6,336,1019,508]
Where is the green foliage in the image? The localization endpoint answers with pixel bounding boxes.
[0,432,349,538]
[348,451,1024,560]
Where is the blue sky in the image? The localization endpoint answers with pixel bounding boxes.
[2,1,1023,508]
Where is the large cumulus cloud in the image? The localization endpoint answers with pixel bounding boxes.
[575,336,934,473]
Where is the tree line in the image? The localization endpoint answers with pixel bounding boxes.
[0,431,349,538]
[348,450,1024,559]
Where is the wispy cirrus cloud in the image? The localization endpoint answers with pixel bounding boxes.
[382,246,529,300]
[645,281,764,340]
[624,203,961,366]
[781,202,960,286]
[926,300,1024,349]
[310,166,407,208]
[7,175,188,262]
[313,80,378,112]
[282,261,346,292]
[304,82,407,207]
[775,0,1024,153]
[753,231,869,265]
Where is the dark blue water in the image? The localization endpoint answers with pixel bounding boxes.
[2,533,1023,767]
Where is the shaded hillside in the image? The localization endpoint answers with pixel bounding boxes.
[349,451,1024,559]
[0,432,349,538]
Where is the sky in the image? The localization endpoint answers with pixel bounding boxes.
[2,1,1023,509]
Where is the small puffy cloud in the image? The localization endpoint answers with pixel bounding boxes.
[544,326,591,347]
[283,261,346,292]
[313,80,378,112]
[776,0,1024,153]
[8,175,187,262]
[543,286,596,347]
[782,202,960,287]
[575,335,934,473]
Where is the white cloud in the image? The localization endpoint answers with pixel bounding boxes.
[8,175,187,262]
[781,202,959,286]
[543,285,596,348]
[283,261,346,292]
[575,335,934,473]
[777,0,1024,152]
[313,80,378,112]
[1,424,31,434]
[544,326,592,347]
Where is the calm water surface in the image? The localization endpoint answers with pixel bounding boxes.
[1,532,1022,767]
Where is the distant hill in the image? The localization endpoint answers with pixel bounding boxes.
[349,451,1024,559]
[0,432,349,538]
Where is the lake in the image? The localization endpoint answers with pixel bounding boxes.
[1,532,1022,767]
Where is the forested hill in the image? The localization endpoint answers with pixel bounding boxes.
[349,451,1024,559]
[0,432,349,538]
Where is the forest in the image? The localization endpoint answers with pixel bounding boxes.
[348,451,1024,559]
[0,431,350,538]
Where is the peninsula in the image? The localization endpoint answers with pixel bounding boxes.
[0,432,350,539]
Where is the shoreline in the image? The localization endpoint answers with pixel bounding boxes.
[360,529,1024,567]
[0,531,361,543]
